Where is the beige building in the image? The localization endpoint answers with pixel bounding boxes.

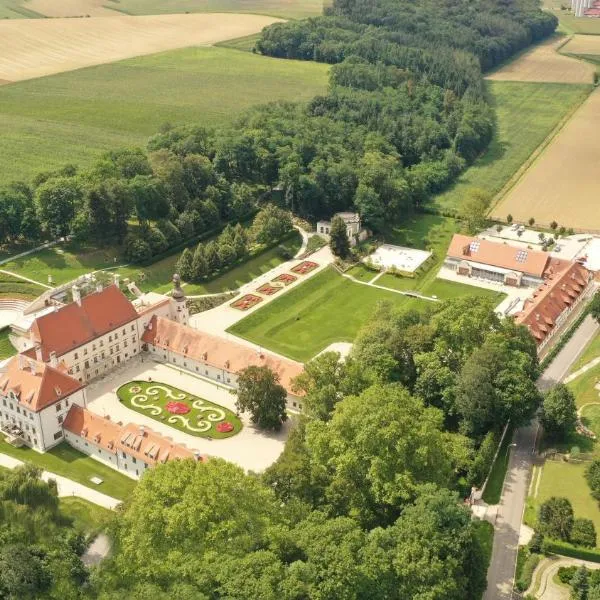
[317,212,369,247]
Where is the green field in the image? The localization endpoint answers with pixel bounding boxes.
[0,271,44,299]
[571,331,600,374]
[0,438,136,499]
[568,363,600,409]
[105,0,324,19]
[432,81,591,214]
[229,266,425,361]
[0,46,329,184]
[543,0,600,35]
[60,497,113,535]
[0,328,16,360]
[117,380,242,439]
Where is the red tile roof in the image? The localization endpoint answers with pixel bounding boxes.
[0,355,83,412]
[63,405,199,464]
[29,285,138,361]
[447,234,550,278]
[141,316,304,395]
[515,261,591,344]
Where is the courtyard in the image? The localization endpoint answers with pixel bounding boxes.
[86,357,291,472]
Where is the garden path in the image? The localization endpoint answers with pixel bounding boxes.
[0,269,51,289]
[0,452,120,509]
[565,357,600,384]
[525,556,600,599]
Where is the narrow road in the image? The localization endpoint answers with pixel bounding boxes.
[485,314,598,598]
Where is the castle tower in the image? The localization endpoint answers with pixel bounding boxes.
[171,273,189,326]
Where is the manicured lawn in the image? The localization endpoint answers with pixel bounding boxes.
[60,497,113,534]
[568,363,600,409]
[117,380,242,439]
[432,81,591,214]
[0,46,329,184]
[107,0,324,19]
[0,328,16,360]
[0,271,46,299]
[582,405,600,440]
[217,33,263,52]
[229,266,425,361]
[532,461,600,546]
[347,264,378,283]
[0,438,136,500]
[482,426,513,505]
[571,331,600,374]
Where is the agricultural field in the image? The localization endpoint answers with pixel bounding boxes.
[543,0,600,35]
[563,34,600,56]
[486,35,595,84]
[491,87,600,230]
[0,0,43,17]
[0,45,329,183]
[433,81,591,214]
[0,13,281,83]
[229,267,426,362]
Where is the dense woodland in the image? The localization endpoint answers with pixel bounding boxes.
[0,0,555,253]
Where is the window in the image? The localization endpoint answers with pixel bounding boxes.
[84,348,88,355]
[84,361,89,369]
[1,399,4,407]
[109,335,112,342]
[122,452,126,459]
[16,407,20,414]
[122,328,126,335]
[56,403,62,412]
[132,457,136,464]
[74,353,78,359]
[92,344,96,351]
[76,365,80,373]
[53,431,63,441]
[131,325,135,331]
[99,340,103,347]
[94,356,98,363]
[205,370,208,376]
[57,415,63,424]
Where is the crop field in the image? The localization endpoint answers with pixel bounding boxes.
[543,0,600,35]
[491,87,600,230]
[433,81,590,213]
[563,34,600,56]
[229,267,426,362]
[486,35,595,84]
[0,13,281,83]
[0,45,329,183]
[0,0,44,17]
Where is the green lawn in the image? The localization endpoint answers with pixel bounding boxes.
[0,271,46,299]
[570,332,600,374]
[0,438,136,500]
[117,380,242,439]
[105,0,324,19]
[229,266,425,361]
[432,81,591,214]
[568,363,600,409]
[543,0,600,34]
[60,497,113,535]
[582,405,600,439]
[0,46,329,184]
[347,264,378,283]
[0,328,16,360]
[473,519,494,578]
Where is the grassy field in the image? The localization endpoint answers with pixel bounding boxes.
[432,81,591,214]
[0,438,136,500]
[117,380,242,439]
[0,271,46,299]
[60,497,113,534]
[568,362,600,409]
[543,0,600,35]
[0,46,329,184]
[570,331,600,374]
[0,328,16,360]
[229,266,425,361]
[106,0,324,19]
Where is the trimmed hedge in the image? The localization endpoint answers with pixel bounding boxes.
[516,553,540,591]
[545,539,600,562]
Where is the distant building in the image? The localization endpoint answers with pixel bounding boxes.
[316,212,369,247]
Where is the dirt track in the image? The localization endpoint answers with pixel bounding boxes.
[0,13,282,83]
[486,35,595,84]
[491,87,600,230]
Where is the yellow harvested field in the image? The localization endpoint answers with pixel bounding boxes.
[26,0,116,17]
[486,36,595,84]
[0,13,282,83]
[491,88,600,231]
[562,34,600,56]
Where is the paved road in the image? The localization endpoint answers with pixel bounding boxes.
[485,314,599,599]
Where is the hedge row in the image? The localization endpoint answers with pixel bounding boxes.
[545,539,600,562]
[516,553,540,591]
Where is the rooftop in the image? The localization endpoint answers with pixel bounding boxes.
[29,285,139,361]
[0,355,83,412]
[142,316,304,395]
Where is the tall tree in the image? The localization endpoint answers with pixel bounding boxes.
[35,177,81,237]
[541,384,577,441]
[235,365,288,431]
[538,497,574,541]
[329,215,350,258]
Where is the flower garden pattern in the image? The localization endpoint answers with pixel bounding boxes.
[257,283,282,296]
[291,261,318,275]
[117,381,242,439]
[231,294,263,311]
[273,273,297,285]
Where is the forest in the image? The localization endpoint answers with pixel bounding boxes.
[0,0,556,254]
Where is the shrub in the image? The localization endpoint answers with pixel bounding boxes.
[544,539,600,562]
[305,234,327,254]
[571,518,597,548]
[538,497,574,541]
[558,565,577,584]
[516,553,541,591]
[586,460,600,500]
[528,530,544,554]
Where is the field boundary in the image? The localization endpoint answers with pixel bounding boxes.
[487,83,593,220]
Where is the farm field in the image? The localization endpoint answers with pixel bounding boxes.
[563,34,600,56]
[229,267,426,362]
[491,87,600,230]
[432,81,590,214]
[486,35,595,84]
[0,13,281,83]
[0,0,43,17]
[0,45,329,183]
[543,0,600,35]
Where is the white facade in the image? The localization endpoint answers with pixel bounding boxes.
[316,212,368,247]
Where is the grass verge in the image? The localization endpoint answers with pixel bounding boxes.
[482,425,513,504]
[0,327,16,360]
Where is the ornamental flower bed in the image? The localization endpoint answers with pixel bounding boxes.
[166,401,191,415]
[257,283,282,296]
[231,294,263,311]
[273,273,297,286]
[291,261,318,275]
[216,422,234,433]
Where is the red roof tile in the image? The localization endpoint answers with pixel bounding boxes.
[30,285,138,361]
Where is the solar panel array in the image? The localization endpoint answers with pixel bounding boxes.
[515,250,528,263]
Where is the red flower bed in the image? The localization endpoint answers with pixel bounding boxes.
[231,294,263,311]
[257,283,282,296]
[291,261,318,275]
[166,401,191,415]
[273,273,297,286]
[216,422,234,433]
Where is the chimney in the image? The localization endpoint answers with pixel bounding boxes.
[113,273,120,288]
[72,285,81,306]
[49,351,58,368]
[139,425,145,437]
[35,345,42,362]
[17,354,25,370]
